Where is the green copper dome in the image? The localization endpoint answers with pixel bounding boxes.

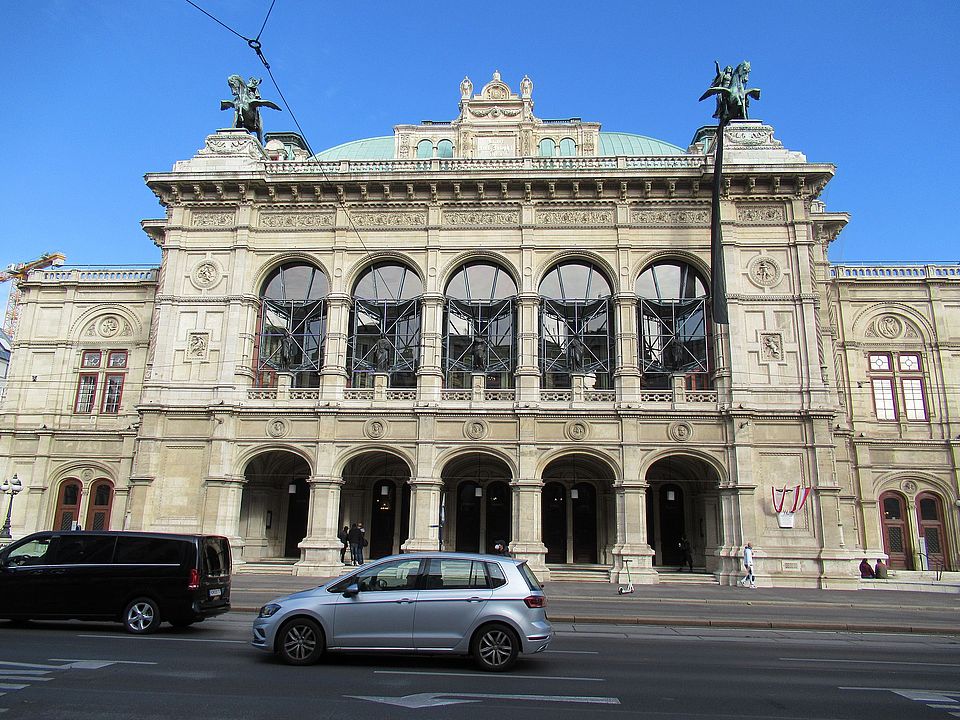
[312,132,682,160]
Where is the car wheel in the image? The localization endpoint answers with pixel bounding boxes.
[277,617,324,665]
[123,597,161,634]
[471,623,519,672]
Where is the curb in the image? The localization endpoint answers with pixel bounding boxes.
[231,606,959,636]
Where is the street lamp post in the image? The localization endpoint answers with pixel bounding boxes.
[0,474,23,539]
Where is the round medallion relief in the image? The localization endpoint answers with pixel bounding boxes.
[80,468,94,482]
[98,316,121,338]
[364,419,388,440]
[565,420,590,442]
[463,420,489,440]
[747,256,782,288]
[668,421,694,443]
[876,315,903,339]
[266,418,289,438]
[900,479,918,494]
[191,261,222,289]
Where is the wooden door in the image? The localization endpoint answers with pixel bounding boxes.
[916,493,950,571]
[879,492,912,570]
[84,480,114,531]
[55,480,82,531]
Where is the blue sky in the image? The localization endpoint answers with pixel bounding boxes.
[2,1,958,272]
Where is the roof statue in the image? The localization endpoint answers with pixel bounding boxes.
[699,61,761,123]
[220,74,281,143]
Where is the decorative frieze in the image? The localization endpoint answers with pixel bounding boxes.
[83,314,133,338]
[191,211,234,228]
[737,204,785,223]
[259,213,334,229]
[443,209,520,227]
[351,212,427,229]
[630,207,709,226]
[537,208,614,226]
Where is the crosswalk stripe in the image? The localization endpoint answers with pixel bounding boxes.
[0,676,53,682]
[0,684,28,691]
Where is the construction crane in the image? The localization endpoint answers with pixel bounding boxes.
[1,252,66,338]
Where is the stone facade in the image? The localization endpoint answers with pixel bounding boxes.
[1,74,957,587]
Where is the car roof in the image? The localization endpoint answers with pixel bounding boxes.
[369,552,524,565]
[19,531,224,542]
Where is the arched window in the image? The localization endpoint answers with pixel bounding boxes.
[444,262,518,389]
[559,138,577,156]
[56,479,82,531]
[256,262,328,388]
[539,261,614,389]
[437,139,454,158]
[350,262,423,388]
[538,138,556,157]
[85,479,114,531]
[416,140,434,159]
[636,260,711,390]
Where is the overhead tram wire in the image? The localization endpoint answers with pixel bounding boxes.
[182,0,395,303]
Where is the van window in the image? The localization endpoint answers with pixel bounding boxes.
[202,538,231,577]
[5,536,55,566]
[115,537,184,565]
[56,536,116,564]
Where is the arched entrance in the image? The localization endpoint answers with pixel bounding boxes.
[541,454,614,566]
[341,452,411,560]
[441,453,513,553]
[85,479,114,531]
[916,492,950,571]
[645,455,722,572]
[239,451,311,561]
[879,491,912,569]
[55,479,82,531]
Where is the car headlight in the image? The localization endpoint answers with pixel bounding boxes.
[258,603,282,618]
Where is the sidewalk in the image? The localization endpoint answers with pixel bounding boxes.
[229,573,960,636]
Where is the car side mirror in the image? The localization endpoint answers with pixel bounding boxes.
[342,582,360,598]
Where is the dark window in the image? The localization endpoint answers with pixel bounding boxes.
[882,496,903,520]
[74,374,98,413]
[55,536,117,564]
[203,538,231,576]
[423,558,488,590]
[114,538,185,565]
[919,498,939,521]
[519,562,544,591]
[94,484,111,506]
[63,483,80,506]
[100,374,124,414]
[352,558,422,592]
[485,561,507,588]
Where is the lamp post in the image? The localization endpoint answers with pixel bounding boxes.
[0,474,23,539]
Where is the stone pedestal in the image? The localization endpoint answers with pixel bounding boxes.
[294,476,345,577]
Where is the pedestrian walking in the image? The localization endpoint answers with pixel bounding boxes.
[678,536,693,572]
[338,525,349,564]
[737,541,756,588]
[348,523,365,566]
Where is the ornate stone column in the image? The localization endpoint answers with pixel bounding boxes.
[295,475,344,576]
[614,293,642,405]
[612,482,656,584]
[321,294,350,401]
[418,293,445,403]
[402,476,443,553]
[200,474,245,564]
[515,293,541,403]
[511,477,548,576]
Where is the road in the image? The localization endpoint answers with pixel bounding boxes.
[1,613,959,719]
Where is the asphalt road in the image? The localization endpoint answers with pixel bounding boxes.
[2,613,960,719]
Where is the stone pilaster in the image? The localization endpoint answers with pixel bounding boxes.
[613,293,642,404]
[418,294,444,402]
[201,475,245,558]
[321,295,350,400]
[515,293,541,403]
[295,475,344,577]
[511,478,548,576]
[612,483,657,584]
[402,476,443,552]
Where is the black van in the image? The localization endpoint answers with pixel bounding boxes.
[0,531,231,633]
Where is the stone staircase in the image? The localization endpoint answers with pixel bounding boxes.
[236,558,298,575]
[546,564,613,583]
[656,568,719,585]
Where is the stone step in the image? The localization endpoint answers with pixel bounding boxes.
[547,565,612,583]
[657,569,719,585]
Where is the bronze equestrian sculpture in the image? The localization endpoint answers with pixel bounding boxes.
[221,75,281,143]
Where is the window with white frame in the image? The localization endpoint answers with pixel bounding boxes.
[74,349,128,414]
[867,352,927,421]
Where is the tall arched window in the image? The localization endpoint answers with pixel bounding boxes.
[256,262,328,388]
[437,139,454,158]
[416,140,434,159]
[350,262,423,388]
[559,138,577,156]
[444,262,518,389]
[539,261,614,389]
[538,138,556,157]
[636,260,711,389]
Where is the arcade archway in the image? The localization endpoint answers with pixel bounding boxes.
[441,453,513,553]
[239,450,311,560]
[541,454,615,565]
[340,452,411,560]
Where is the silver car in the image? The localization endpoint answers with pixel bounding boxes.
[251,552,553,671]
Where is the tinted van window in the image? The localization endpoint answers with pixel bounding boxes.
[5,536,55,566]
[115,537,184,565]
[56,536,116,564]
[202,538,230,576]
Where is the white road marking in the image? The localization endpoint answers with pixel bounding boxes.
[785,657,960,668]
[544,650,599,655]
[77,634,244,644]
[349,692,620,708]
[0,661,61,670]
[50,659,158,666]
[0,685,28,692]
[0,676,52,682]
[841,687,960,703]
[374,670,603,682]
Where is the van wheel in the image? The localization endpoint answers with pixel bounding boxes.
[123,598,161,634]
[471,623,519,671]
[277,617,324,665]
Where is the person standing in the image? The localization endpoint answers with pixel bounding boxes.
[737,542,756,588]
[678,536,694,572]
[338,525,349,564]
[348,523,365,566]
